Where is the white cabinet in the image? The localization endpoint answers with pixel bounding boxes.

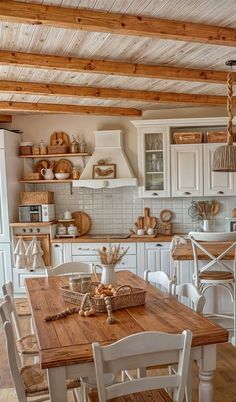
[144,242,174,277]
[204,143,235,196]
[13,268,45,295]
[132,122,170,198]
[171,144,203,197]
[52,243,64,266]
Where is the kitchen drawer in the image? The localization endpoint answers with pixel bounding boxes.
[13,268,45,295]
[72,255,100,264]
[111,242,136,254]
[71,243,109,256]
[116,254,137,269]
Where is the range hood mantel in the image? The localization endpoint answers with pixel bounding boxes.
[73,130,137,189]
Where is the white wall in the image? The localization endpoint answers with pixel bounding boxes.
[2,106,233,234]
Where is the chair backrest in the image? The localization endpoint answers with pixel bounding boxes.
[47,261,92,276]
[92,330,192,402]
[144,270,175,295]
[2,282,22,339]
[172,283,205,313]
[188,231,236,286]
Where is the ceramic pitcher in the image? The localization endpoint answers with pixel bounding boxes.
[41,168,54,180]
[100,264,116,285]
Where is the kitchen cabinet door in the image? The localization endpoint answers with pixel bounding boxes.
[144,242,174,277]
[0,149,10,242]
[171,144,203,197]
[204,143,235,196]
[136,125,170,198]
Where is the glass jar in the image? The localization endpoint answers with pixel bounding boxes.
[80,140,87,153]
[72,166,80,179]
[32,144,40,155]
[70,136,79,153]
[39,140,47,155]
[69,275,92,293]
[57,224,66,236]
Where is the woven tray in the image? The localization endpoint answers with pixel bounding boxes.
[60,284,146,312]
[173,132,203,144]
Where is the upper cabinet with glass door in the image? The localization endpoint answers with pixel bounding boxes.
[132,122,170,198]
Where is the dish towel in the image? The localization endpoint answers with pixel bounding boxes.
[25,237,45,271]
[13,237,27,269]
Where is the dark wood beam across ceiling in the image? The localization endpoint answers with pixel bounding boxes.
[0,101,141,116]
[0,50,230,85]
[1,0,236,46]
[0,80,232,106]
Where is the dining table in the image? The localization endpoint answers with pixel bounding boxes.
[25,270,228,402]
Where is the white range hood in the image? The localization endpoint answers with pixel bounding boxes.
[73,130,137,189]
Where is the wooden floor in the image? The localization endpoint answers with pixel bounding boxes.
[0,317,236,402]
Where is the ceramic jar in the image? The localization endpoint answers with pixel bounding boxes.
[67,224,78,236]
[57,224,66,236]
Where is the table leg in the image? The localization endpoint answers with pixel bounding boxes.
[47,366,68,402]
[196,344,216,402]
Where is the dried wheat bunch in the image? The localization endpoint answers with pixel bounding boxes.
[98,245,129,265]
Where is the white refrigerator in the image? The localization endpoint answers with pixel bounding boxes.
[0,129,23,297]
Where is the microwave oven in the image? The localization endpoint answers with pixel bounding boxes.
[225,218,236,232]
[19,204,55,222]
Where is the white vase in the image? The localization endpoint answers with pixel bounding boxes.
[100,264,116,285]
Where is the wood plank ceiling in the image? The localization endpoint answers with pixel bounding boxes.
[0,0,236,117]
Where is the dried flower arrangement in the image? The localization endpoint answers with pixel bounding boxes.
[98,245,129,265]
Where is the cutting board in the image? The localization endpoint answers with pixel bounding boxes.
[71,211,91,235]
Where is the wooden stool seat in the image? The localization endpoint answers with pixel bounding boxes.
[20,363,81,395]
[15,298,31,317]
[199,271,234,280]
[16,334,39,354]
[89,388,173,402]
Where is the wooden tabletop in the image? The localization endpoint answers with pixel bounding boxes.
[25,271,228,370]
[172,241,236,261]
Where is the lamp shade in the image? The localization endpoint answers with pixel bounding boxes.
[212,143,236,172]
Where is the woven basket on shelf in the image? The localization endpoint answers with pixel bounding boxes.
[60,284,146,312]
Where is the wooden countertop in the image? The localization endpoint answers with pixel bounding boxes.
[172,241,236,261]
[25,271,228,369]
[51,234,176,243]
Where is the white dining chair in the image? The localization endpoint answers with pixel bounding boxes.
[0,294,39,364]
[144,270,175,295]
[1,316,81,402]
[91,330,192,402]
[2,281,31,320]
[172,283,205,313]
[46,261,93,276]
[189,231,236,345]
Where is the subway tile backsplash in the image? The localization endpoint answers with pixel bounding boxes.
[36,184,235,234]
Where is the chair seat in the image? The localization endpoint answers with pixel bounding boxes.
[89,388,173,402]
[16,333,39,354]
[199,271,234,281]
[15,298,31,317]
[20,363,80,395]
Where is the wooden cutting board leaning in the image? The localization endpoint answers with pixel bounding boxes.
[71,211,91,235]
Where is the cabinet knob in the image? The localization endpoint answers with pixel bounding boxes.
[155,243,163,247]
[183,192,191,195]
[217,191,224,194]
[54,244,60,248]
[152,193,159,196]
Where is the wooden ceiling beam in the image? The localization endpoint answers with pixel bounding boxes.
[0,79,231,106]
[1,1,236,46]
[0,50,230,85]
[0,114,12,122]
[0,101,141,116]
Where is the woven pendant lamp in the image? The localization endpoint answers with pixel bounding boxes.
[212,61,236,172]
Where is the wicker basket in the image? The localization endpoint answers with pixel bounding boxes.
[60,284,146,312]
[47,145,69,154]
[207,131,228,143]
[173,132,203,144]
[23,172,42,180]
[21,191,54,205]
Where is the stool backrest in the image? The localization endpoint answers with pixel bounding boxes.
[47,261,92,276]
[173,283,205,313]
[144,270,175,295]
